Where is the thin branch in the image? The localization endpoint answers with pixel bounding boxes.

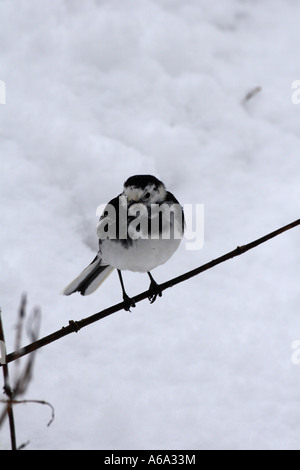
[12,294,26,386]
[0,399,55,428]
[0,298,54,450]
[0,310,17,450]
[2,218,300,367]
[242,85,262,104]
[13,306,41,396]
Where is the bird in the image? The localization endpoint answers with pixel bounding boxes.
[62,175,184,311]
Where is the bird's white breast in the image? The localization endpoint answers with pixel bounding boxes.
[100,236,181,272]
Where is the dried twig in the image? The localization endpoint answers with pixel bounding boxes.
[13,306,41,396]
[0,399,55,428]
[0,297,51,450]
[242,85,262,104]
[1,218,299,367]
[0,309,17,450]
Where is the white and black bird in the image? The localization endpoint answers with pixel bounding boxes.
[62,175,184,310]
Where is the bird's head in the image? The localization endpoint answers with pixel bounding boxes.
[123,175,166,204]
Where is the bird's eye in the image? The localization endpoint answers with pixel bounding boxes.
[144,192,151,200]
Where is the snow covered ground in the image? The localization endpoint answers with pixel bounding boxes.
[0,0,299,450]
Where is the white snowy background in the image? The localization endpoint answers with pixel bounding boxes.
[0,0,299,450]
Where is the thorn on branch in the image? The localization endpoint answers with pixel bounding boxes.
[68,320,81,333]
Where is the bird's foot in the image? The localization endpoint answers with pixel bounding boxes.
[123,294,136,312]
[148,280,162,304]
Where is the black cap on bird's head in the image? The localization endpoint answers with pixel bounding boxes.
[123,175,166,203]
[124,175,164,190]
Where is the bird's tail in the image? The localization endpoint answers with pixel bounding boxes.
[61,255,114,296]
